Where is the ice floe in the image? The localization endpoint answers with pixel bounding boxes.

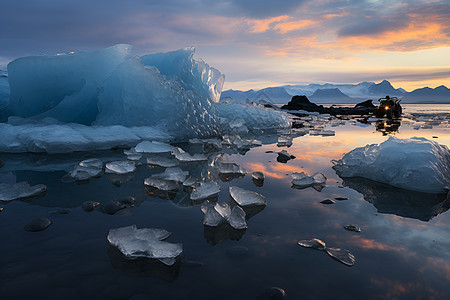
[105,160,136,174]
[333,136,450,194]
[0,182,47,201]
[291,172,327,189]
[190,182,220,201]
[229,186,266,206]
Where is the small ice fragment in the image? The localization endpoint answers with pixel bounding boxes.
[251,171,264,181]
[203,206,225,226]
[229,186,266,206]
[135,141,174,153]
[107,225,182,263]
[171,147,207,162]
[292,172,326,188]
[24,217,52,232]
[105,161,136,174]
[183,176,199,189]
[151,167,188,182]
[190,182,220,201]
[0,207,3,212]
[189,138,222,152]
[320,199,335,204]
[147,155,180,167]
[234,138,261,150]
[126,153,143,161]
[214,202,231,220]
[344,224,361,232]
[144,177,179,191]
[297,238,326,250]
[326,248,355,266]
[79,158,103,169]
[0,182,47,201]
[334,197,349,201]
[218,162,246,175]
[277,136,293,147]
[123,147,137,156]
[229,206,247,229]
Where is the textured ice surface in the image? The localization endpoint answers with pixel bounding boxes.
[203,205,225,226]
[144,177,179,191]
[146,155,180,167]
[107,225,182,264]
[69,158,103,180]
[326,248,356,266]
[229,186,266,206]
[229,206,247,229]
[333,137,450,193]
[189,138,222,152]
[135,141,174,153]
[297,239,326,250]
[171,147,207,162]
[292,172,327,188]
[1,45,291,153]
[151,167,188,182]
[214,202,231,220]
[251,171,264,181]
[218,162,246,175]
[105,161,136,174]
[190,182,220,201]
[344,225,361,232]
[0,182,47,201]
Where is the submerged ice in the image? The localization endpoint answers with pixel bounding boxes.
[333,137,450,194]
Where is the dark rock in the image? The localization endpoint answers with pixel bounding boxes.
[354,99,375,108]
[334,197,349,201]
[25,218,52,232]
[101,201,126,215]
[82,201,100,212]
[320,199,335,204]
[281,95,376,115]
[119,196,136,206]
[344,224,361,232]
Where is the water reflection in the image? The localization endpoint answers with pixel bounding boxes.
[375,119,401,136]
[107,246,181,282]
[342,177,449,221]
[203,223,246,245]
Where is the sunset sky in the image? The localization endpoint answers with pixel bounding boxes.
[1,0,449,91]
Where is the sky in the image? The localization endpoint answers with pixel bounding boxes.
[0,0,449,91]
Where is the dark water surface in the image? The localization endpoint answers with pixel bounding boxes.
[1,109,450,299]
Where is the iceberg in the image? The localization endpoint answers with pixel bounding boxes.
[332,137,450,194]
[0,45,290,153]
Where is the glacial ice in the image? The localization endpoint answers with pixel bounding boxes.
[171,147,207,162]
[229,186,266,206]
[144,177,179,191]
[291,172,327,188]
[0,182,47,201]
[251,171,264,181]
[190,182,220,201]
[332,137,450,194]
[326,248,355,266]
[0,45,291,153]
[146,155,180,168]
[297,239,326,250]
[135,141,174,153]
[151,167,189,182]
[203,205,226,226]
[229,206,247,229]
[68,158,103,181]
[107,225,182,264]
[105,161,136,174]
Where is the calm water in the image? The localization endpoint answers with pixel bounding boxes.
[1,105,450,300]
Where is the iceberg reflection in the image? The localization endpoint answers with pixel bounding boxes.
[342,177,450,221]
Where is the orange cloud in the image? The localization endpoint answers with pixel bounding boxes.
[248,15,291,33]
[273,20,316,34]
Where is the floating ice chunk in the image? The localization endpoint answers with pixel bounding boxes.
[0,182,47,201]
[190,182,220,201]
[251,171,264,181]
[218,162,246,175]
[69,158,103,180]
[297,238,326,250]
[79,158,103,169]
[135,141,174,153]
[189,138,222,152]
[291,172,327,188]
[182,176,199,189]
[127,153,143,161]
[144,177,179,191]
[107,225,182,264]
[344,224,361,232]
[146,155,180,167]
[105,160,136,174]
[171,147,208,162]
[320,199,335,204]
[326,248,355,266]
[203,206,226,226]
[229,206,247,229]
[151,167,189,182]
[332,136,450,193]
[234,138,262,150]
[277,136,293,147]
[229,186,266,206]
[214,202,231,220]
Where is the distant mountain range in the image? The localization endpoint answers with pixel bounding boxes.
[221,80,450,104]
